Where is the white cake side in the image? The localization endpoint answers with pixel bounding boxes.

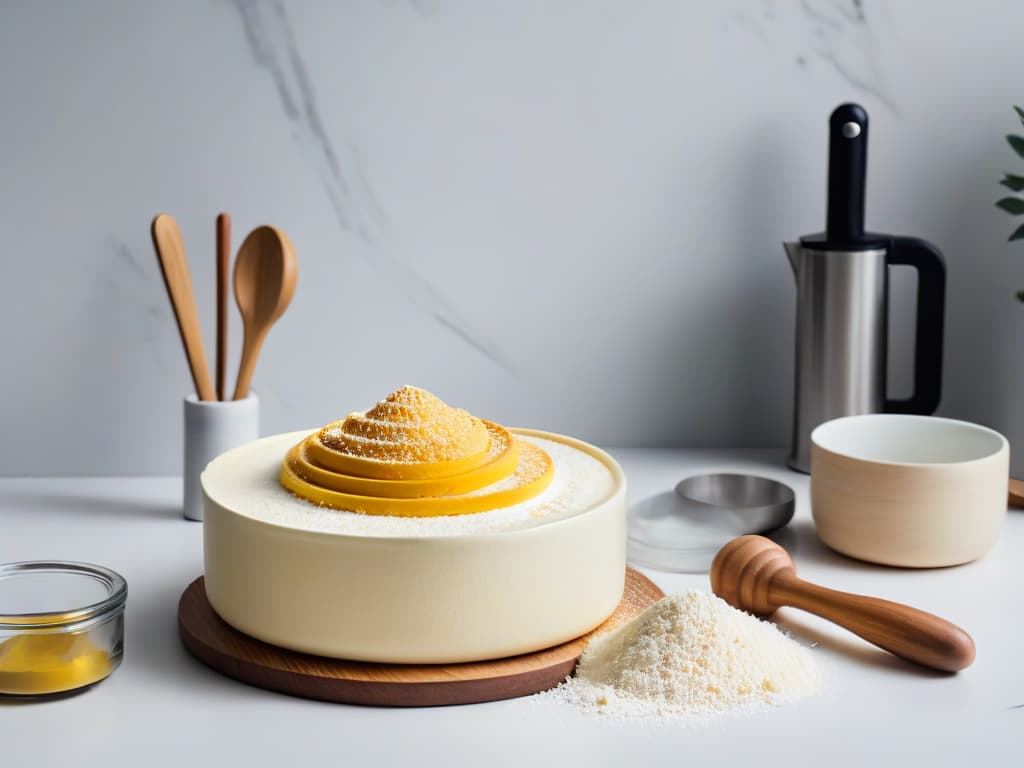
[201,429,627,663]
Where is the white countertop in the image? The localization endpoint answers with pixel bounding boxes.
[1,449,1021,766]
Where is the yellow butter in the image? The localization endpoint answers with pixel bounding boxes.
[0,631,111,696]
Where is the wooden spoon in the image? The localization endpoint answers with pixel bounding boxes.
[710,535,976,672]
[216,213,231,401]
[231,226,297,400]
[1008,477,1024,507]
[151,214,216,401]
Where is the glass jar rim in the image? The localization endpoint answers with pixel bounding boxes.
[0,561,127,629]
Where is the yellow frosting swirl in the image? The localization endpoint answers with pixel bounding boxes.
[280,386,553,517]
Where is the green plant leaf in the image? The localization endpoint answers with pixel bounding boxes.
[1011,221,1024,241]
[1016,106,1024,126]
[997,196,1024,214]
[1008,134,1024,159]
[1002,174,1024,191]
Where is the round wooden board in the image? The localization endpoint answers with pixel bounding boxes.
[178,568,663,707]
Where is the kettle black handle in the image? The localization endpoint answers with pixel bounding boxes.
[827,103,869,245]
[885,236,946,415]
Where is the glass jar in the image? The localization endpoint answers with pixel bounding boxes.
[0,561,126,697]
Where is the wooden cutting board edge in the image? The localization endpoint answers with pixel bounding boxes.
[178,568,663,707]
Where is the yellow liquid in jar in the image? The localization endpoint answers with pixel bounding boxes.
[0,631,111,695]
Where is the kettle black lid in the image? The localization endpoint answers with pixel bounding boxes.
[798,231,889,251]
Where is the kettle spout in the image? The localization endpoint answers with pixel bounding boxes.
[784,242,801,278]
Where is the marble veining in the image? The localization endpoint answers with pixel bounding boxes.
[231,0,513,374]
[7,0,1016,477]
[797,0,898,114]
[108,234,150,284]
[406,0,440,18]
[100,235,175,374]
[231,0,387,242]
[431,312,512,372]
[799,1,845,31]
[728,1,897,114]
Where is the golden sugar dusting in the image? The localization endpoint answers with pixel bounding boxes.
[319,386,490,464]
[280,386,554,517]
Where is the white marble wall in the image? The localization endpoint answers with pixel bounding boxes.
[3,0,1024,475]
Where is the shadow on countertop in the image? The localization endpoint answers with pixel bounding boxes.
[0,485,181,522]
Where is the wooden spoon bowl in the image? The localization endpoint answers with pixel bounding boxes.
[232,226,298,400]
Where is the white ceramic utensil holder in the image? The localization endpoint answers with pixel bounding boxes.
[183,394,259,522]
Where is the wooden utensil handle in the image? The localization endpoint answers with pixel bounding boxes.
[232,331,265,401]
[1008,477,1024,508]
[771,576,975,672]
[216,214,231,402]
[151,215,216,402]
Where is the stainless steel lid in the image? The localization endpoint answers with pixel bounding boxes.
[627,474,795,573]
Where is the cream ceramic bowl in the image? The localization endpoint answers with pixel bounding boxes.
[201,429,626,664]
[810,414,1008,567]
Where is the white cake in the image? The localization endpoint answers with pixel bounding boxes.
[201,428,626,664]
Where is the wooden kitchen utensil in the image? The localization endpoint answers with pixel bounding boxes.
[216,213,231,401]
[710,535,975,672]
[231,226,297,400]
[151,214,216,401]
[178,569,663,707]
[1008,477,1024,507]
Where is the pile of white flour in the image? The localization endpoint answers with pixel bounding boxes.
[550,590,820,719]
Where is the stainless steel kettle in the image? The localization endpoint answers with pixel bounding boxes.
[785,103,946,473]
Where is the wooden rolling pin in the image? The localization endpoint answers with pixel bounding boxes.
[710,535,975,673]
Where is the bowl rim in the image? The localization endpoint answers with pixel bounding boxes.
[811,413,1008,468]
[815,415,1007,468]
[0,561,127,630]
